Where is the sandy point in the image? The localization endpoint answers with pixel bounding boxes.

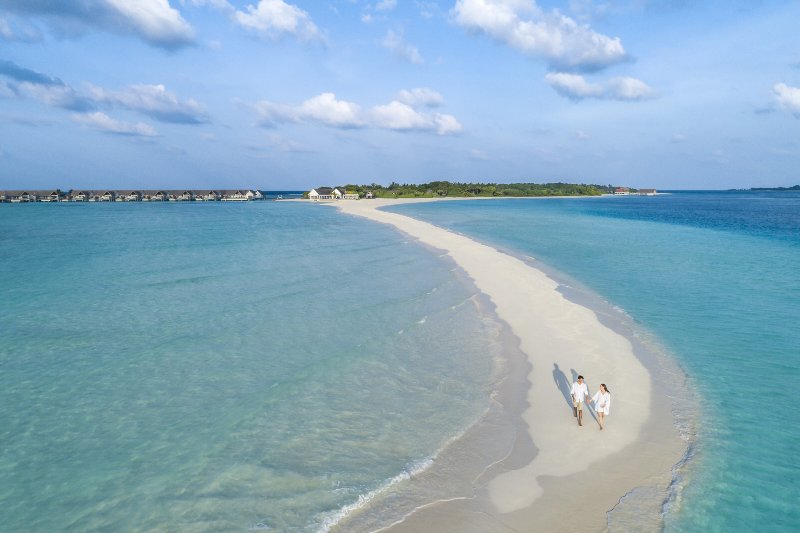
[328,198,688,532]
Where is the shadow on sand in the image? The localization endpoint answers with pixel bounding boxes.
[552,363,572,409]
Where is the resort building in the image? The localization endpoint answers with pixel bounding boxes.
[0,190,60,202]
[167,190,194,201]
[38,190,66,202]
[639,189,657,196]
[195,190,220,201]
[614,187,630,195]
[333,187,359,200]
[1,191,29,202]
[309,187,359,200]
[309,187,335,200]
[1,189,265,203]
[95,191,116,202]
[117,191,142,202]
[219,190,251,201]
[71,190,92,202]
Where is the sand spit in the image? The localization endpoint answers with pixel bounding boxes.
[329,198,686,532]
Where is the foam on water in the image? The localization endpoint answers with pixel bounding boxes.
[315,456,436,533]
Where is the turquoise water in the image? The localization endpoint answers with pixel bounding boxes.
[387,191,800,532]
[0,202,499,531]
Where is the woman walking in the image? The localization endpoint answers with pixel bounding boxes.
[591,384,611,430]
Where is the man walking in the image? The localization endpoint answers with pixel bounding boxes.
[570,375,589,426]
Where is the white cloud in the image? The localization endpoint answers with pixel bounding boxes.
[1,60,210,126]
[545,72,655,101]
[607,77,654,100]
[233,0,321,40]
[72,111,158,137]
[252,101,297,127]
[773,83,800,117]
[545,72,602,98]
[297,93,365,127]
[433,113,463,135]
[255,93,364,128]
[382,29,424,64]
[0,0,194,49]
[0,59,95,111]
[254,91,462,135]
[376,0,398,11]
[397,87,444,107]
[183,0,232,8]
[371,101,462,135]
[105,0,195,47]
[88,84,209,124]
[453,0,626,71]
[18,82,95,111]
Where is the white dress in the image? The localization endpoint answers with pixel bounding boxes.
[592,391,611,415]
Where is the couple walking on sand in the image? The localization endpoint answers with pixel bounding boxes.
[570,376,611,430]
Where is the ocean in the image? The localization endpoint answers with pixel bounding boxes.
[1,191,798,532]
[0,201,501,531]
[387,190,800,532]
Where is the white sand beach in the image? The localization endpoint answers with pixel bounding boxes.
[329,198,687,532]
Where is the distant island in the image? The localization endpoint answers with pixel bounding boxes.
[748,185,800,191]
[308,181,620,199]
[729,185,800,192]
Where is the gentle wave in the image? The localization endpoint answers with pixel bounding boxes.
[315,457,435,533]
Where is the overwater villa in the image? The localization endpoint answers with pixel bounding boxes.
[71,190,92,202]
[1,190,59,202]
[195,190,220,201]
[0,189,266,203]
[219,190,250,201]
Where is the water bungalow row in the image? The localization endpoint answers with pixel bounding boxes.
[0,189,264,203]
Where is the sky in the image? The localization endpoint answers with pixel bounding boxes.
[0,0,798,190]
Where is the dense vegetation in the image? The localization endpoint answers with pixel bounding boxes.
[338,181,613,198]
[748,185,800,191]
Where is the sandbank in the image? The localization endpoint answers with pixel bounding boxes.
[327,198,688,532]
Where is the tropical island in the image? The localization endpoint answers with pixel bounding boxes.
[306,181,617,199]
[746,185,800,191]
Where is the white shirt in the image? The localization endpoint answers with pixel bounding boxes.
[592,391,611,415]
[570,381,588,402]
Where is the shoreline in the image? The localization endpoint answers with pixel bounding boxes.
[327,198,690,532]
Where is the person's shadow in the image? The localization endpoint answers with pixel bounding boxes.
[552,363,572,410]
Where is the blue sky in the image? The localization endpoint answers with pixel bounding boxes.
[0,0,798,190]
